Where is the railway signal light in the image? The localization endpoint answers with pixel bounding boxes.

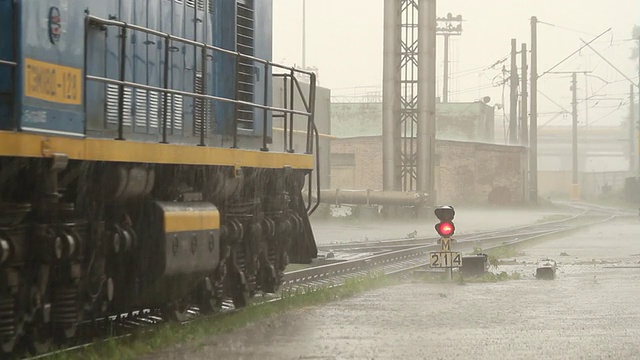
[434,205,455,237]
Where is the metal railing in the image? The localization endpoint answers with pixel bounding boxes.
[272,72,320,215]
[0,60,16,67]
[84,15,317,154]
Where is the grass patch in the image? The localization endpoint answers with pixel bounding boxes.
[54,272,396,360]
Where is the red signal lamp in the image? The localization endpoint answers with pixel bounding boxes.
[435,221,455,237]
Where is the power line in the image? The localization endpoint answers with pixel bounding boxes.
[539,28,611,78]
[581,38,639,88]
[537,20,601,38]
[538,89,571,114]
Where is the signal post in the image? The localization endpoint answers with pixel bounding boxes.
[430,206,462,280]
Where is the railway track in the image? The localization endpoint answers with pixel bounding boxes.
[29,201,628,359]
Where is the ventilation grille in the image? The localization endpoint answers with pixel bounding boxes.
[106,84,133,127]
[193,72,210,136]
[106,84,183,134]
[236,1,254,131]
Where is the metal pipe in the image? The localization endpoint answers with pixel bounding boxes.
[417,0,436,197]
[199,46,207,146]
[232,55,240,148]
[0,60,17,67]
[306,73,317,154]
[290,75,310,112]
[288,69,295,153]
[310,123,321,215]
[117,26,127,141]
[161,36,170,144]
[261,61,269,151]
[382,0,400,191]
[318,189,428,207]
[282,74,288,152]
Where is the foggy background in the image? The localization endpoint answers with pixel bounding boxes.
[273,0,640,128]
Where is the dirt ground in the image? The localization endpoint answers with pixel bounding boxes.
[147,216,640,359]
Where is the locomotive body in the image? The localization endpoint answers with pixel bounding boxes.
[0,0,319,354]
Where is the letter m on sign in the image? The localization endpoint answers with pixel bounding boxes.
[441,237,451,251]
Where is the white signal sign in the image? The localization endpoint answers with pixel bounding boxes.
[440,237,451,251]
[429,251,462,268]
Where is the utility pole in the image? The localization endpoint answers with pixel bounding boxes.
[437,14,463,103]
[529,16,538,203]
[509,38,518,144]
[521,43,528,146]
[571,72,579,200]
[443,34,449,103]
[631,84,636,173]
[637,37,640,177]
[302,0,306,69]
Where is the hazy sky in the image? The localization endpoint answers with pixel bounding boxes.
[273,0,640,129]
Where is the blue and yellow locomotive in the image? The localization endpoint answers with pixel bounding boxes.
[0,0,319,354]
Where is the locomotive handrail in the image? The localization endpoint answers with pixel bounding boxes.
[270,72,321,214]
[308,123,321,216]
[85,15,317,154]
[0,60,16,67]
[85,75,313,117]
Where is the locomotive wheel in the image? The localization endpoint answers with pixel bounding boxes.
[196,277,223,314]
[231,272,250,309]
[0,338,16,356]
[232,287,249,309]
[25,326,52,355]
[163,301,190,322]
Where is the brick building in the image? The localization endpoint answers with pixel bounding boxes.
[331,136,527,204]
[329,100,527,205]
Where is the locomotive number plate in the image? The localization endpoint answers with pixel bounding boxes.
[24,58,82,105]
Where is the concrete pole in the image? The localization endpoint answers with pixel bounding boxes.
[521,43,528,146]
[417,0,437,200]
[631,84,636,173]
[302,0,306,69]
[571,72,579,199]
[509,39,518,144]
[529,16,539,203]
[637,37,640,177]
[382,0,401,191]
[443,34,449,103]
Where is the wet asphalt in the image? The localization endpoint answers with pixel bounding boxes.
[147,216,640,360]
